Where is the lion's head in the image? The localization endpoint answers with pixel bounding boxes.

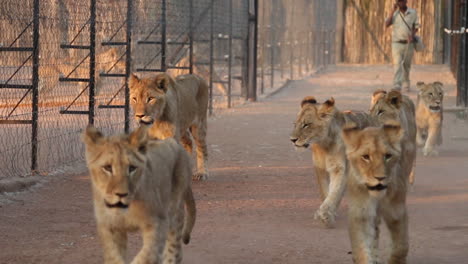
[129,73,175,125]
[342,123,403,197]
[369,90,403,124]
[290,96,337,148]
[82,126,148,210]
[417,81,444,112]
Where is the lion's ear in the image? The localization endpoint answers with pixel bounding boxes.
[154,73,174,93]
[128,73,139,90]
[386,90,402,109]
[382,122,403,146]
[433,81,443,87]
[416,81,426,90]
[129,126,148,154]
[370,89,386,108]
[341,124,362,152]
[82,125,103,147]
[300,96,317,107]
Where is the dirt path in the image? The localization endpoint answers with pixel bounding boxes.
[1,65,467,264]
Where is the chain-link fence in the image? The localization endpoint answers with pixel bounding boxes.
[0,0,339,182]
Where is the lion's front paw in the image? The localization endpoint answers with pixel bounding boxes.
[423,147,438,157]
[314,205,336,228]
[192,172,208,181]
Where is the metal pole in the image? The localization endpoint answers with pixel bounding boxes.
[247,0,258,101]
[270,25,275,89]
[161,0,167,72]
[89,0,96,125]
[189,0,194,74]
[31,0,40,172]
[260,0,265,94]
[458,1,468,107]
[209,0,214,114]
[289,1,294,80]
[124,0,133,133]
[228,0,233,108]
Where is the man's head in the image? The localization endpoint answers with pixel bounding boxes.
[396,0,408,9]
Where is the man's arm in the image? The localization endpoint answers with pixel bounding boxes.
[385,4,399,28]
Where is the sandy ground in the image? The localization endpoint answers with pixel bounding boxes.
[1,64,467,264]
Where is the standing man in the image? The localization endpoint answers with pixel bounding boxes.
[385,0,420,91]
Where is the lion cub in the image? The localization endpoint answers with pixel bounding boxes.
[342,123,408,264]
[83,126,196,264]
[370,89,417,185]
[290,96,374,227]
[129,73,209,180]
[415,81,444,156]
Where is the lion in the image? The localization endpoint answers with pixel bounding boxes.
[370,89,417,185]
[342,123,408,264]
[129,72,209,181]
[415,81,444,156]
[289,96,375,227]
[82,125,196,264]
[39,47,125,96]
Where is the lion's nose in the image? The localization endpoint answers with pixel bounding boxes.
[115,192,128,198]
[374,176,385,181]
[290,138,298,143]
[135,114,145,118]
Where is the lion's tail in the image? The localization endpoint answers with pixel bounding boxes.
[182,187,196,244]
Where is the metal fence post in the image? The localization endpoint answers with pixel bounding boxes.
[458,1,468,107]
[88,0,96,125]
[161,0,167,72]
[189,0,194,74]
[31,0,40,171]
[124,0,133,133]
[228,0,233,108]
[209,0,214,114]
[247,0,258,101]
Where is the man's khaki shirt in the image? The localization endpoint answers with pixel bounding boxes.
[388,8,420,42]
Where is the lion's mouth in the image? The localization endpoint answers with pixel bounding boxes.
[139,119,153,125]
[366,184,388,191]
[105,201,129,209]
[429,106,441,112]
[294,143,310,148]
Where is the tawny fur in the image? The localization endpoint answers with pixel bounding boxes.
[342,124,408,264]
[415,82,444,156]
[290,96,375,227]
[129,73,209,181]
[370,90,417,185]
[83,126,196,264]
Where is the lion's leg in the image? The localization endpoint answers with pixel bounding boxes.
[131,218,168,264]
[314,156,346,228]
[314,166,329,201]
[348,206,380,264]
[415,126,426,147]
[162,206,184,264]
[190,124,208,181]
[423,124,441,156]
[98,227,127,264]
[180,130,193,154]
[383,204,409,264]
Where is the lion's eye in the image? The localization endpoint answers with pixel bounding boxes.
[129,165,137,173]
[302,123,309,129]
[103,165,112,173]
[362,154,370,161]
[428,93,433,96]
[377,110,384,116]
[439,93,443,96]
[131,97,137,102]
[147,97,155,103]
[385,153,393,161]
